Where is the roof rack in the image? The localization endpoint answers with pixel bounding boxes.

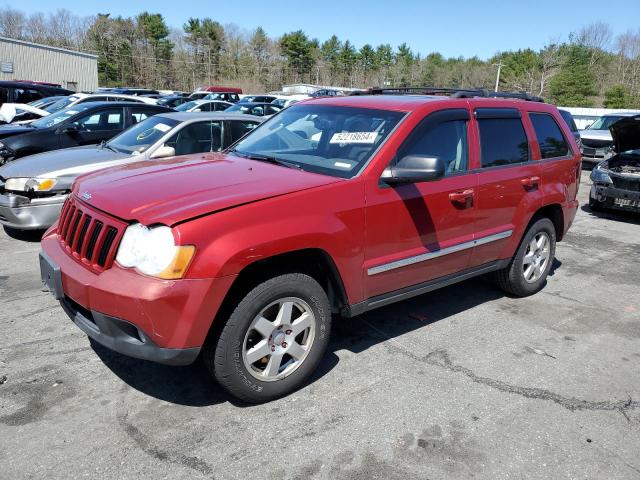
[365,87,544,103]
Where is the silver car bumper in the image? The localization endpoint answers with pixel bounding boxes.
[0,193,67,230]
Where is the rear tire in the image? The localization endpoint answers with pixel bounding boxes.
[494,218,556,297]
[203,273,331,403]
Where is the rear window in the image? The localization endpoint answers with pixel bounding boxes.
[530,113,570,159]
[478,117,529,167]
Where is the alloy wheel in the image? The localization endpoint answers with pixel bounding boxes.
[242,297,316,382]
[522,232,550,283]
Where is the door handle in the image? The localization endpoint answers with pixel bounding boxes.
[449,189,474,208]
[521,176,540,190]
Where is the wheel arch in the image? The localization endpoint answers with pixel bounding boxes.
[530,203,564,241]
[206,248,349,342]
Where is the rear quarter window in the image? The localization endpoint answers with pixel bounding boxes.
[530,113,570,159]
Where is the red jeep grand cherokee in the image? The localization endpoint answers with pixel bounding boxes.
[40,90,581,402]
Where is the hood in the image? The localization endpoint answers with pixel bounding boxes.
[73,152,342,226]
[0,145,130,180]
[0,124,35,140]
[609,115,640,153]
[578,129,612,141]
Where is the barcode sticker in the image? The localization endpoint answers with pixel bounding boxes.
[329,132,378,144]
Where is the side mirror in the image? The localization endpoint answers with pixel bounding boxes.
[149,145,175,159]
[61,125,79,135]
[381,155,445,184]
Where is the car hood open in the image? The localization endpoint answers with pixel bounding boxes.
[73,152,342,226]
[609,115,640,153]
[0,145,129,179]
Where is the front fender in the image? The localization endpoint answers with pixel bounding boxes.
[175,180,366,304]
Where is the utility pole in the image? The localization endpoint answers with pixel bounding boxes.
[493,62,503,92]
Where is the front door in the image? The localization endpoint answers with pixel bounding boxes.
[59,107,125,147]
[364,108,480,299]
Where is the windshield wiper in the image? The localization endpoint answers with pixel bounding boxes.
[231,150,302,170]
[100,141,119,153]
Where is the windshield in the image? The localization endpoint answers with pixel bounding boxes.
[588,116,624,130]
[107,116,180,154]
[176,101,199,111]
[30,103,93,128]
[232,104,405,178]
[44,95,79,114]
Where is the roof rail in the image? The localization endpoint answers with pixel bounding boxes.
[365,87,544,103]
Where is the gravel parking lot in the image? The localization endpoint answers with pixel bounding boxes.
[1,171,639,480]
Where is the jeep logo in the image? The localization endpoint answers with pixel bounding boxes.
[80,191,92,201]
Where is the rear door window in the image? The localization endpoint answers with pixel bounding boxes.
[530,113,570,159]
[130,107,160,124]
[229,120,260,143]
[73,108,124,132]
[477,110,530,167]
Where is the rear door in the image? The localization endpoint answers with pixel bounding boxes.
[164,120,223,155]
[128,106,162,125]
[469,107,542,267]
[364,108,479,298]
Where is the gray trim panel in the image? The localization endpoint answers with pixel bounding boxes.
[367,229,512,276]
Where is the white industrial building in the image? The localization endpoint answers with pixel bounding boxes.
[0,37,98,92]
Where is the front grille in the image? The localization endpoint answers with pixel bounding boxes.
[57,196,125,272]
[612,175,640,192]
[581,138,612,149]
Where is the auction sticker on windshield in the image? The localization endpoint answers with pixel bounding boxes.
[154,123,171,132]
[329,132,378,144]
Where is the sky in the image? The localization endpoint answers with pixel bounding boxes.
[16,0,640,59]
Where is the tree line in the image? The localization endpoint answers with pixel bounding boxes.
[1,7,639,108]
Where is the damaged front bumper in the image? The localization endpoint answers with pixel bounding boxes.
[0,192,67,230]
[590,184,640,212]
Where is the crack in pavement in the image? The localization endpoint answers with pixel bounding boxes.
[423,349,640,418]
[118,414,215,478]
[359,317,640,419]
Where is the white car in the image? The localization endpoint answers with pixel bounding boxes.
[579,112,640,166]
[175,99,232,112]
[0,92,158,124]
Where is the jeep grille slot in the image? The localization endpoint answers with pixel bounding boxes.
[85,221,103,262]
[57,196,125,273]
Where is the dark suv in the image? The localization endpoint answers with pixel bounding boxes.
[40,89,581,402]
[0,102,172,163]
[0,81,73,106]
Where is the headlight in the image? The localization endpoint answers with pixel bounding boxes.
[590,166,612,184]
[115,223,195,279]
[4,177,58,192]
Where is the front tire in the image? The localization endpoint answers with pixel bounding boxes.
[204,273,331,403]
[494,217,556,297]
